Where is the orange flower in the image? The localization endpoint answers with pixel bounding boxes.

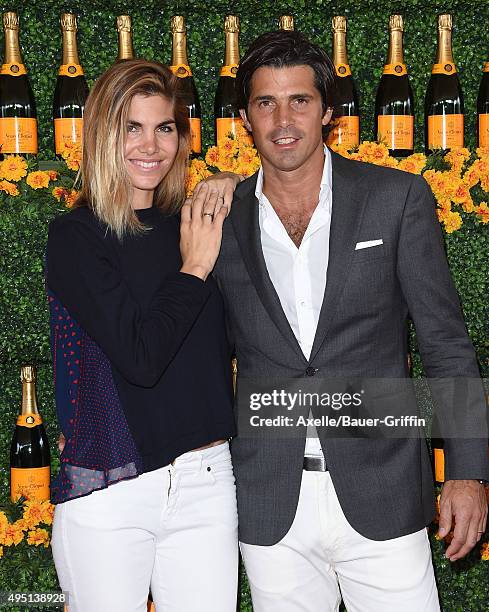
[218,137,239,157]
[52,186,68,201]
[442,210,462,233]
[450,179,470,205]
[475,202,489,224]
[26,171,50,189]
[205,146,220,167]
[481,542,489,561]
[27,527,50,548]
[47,170,58,181]
[0,154,28,181]
[476,146,489,160]
[462,164,480,188]
[64,189,79,208]
[399,153,426,175]
[0,179,19,196]
[23,500,44,529]
[3,522,24,546]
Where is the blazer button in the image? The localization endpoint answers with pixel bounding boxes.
[305,367,317,377]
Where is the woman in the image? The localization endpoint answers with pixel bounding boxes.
[47,59,240,611]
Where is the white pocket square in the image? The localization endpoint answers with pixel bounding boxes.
[355,239,383,250]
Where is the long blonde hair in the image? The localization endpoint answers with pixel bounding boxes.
[75,59,190,239]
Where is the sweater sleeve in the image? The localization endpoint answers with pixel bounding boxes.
[46,216,211,388]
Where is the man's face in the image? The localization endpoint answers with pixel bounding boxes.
[240,65,332,173]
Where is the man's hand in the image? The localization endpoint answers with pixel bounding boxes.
[190,172,243,217]
[438,479,488,561]
[58,433,66,453]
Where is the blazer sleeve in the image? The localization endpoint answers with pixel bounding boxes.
[396,174,489,482]
[47,217,211,388]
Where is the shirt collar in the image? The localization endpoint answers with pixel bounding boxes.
[255,146,332,211]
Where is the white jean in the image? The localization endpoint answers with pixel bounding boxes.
[240,470,440,612]
[51,442,238,612]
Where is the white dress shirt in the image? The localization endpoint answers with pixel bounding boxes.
[256,148,332,457]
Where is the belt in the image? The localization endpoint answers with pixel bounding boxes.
[303,456,328,471]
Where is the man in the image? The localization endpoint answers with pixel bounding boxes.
[212,31,488,611]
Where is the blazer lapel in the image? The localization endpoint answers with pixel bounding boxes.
[309,151,370,362]
[231,175,307,363]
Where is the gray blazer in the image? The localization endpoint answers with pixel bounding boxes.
[213,150,489,545]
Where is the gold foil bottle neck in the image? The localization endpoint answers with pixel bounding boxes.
[20,365,39,416]
[389,14,403,32]
[224,15,240,33]
[171,15,185,33]
[438,14,452,31]
[61,13,77,32]
[3,11,18,30]
[279,15,294,31]
[332,16,347,33]
[117,15,132,32]
[21,365,36,384]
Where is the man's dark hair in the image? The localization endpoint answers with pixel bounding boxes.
[236,30,340,136]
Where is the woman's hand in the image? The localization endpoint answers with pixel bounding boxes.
[191,171,244,217]
[180,183,227,281]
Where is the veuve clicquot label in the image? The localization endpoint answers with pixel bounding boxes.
[425,14,464,152]
[0,12,38,155]
[326,16,359,149]
[374,15,414,156]
[170,16,202,155]
[53,14,89,155]
[214,16,253,146]
[477,61,489,147]
[10,366,50,502]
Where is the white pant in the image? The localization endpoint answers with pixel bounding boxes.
[240,470,440,612]
[51,442,238,612]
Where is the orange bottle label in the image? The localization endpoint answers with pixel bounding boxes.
[170,64,193,78]
[335,63,352,77]
[216,117,253,145]
[377,115,414,150]
[10,466,50,502]
[189,117,202,154]
[54,117,84,154]
[428,114,464,149]
[432,62,457,75]
[0,117,38,153]
[484,62,489,73]
[1,63,27,76]
[17,414,43,428]
[326,116,360,148]
[220,64,239,78]
[58,63,84,77]
[479,114,489,147]
[383,63,407,76]
[433,448,445,483]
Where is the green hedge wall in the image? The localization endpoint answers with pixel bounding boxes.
[0,1,488,611]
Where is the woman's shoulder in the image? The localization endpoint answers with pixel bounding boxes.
[49,205,98,233]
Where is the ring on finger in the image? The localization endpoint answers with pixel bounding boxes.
[203,212,214,219]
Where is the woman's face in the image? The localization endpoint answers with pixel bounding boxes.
[124,94,179,209]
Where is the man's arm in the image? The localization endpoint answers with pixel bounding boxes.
[396,174,488,560]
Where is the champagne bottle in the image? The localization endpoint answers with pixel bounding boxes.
[10,366,50,502]
[0,12,37,155]
[425,14,464,153]
[53,13,89,156]
[374,15,414,157]
[279,16,294,31]
[477,55,489,148]
[170,16,202,156]
[117,15,134,61]
[326,16,360,149]
[214,15,252,145]
[431,413,445,485]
